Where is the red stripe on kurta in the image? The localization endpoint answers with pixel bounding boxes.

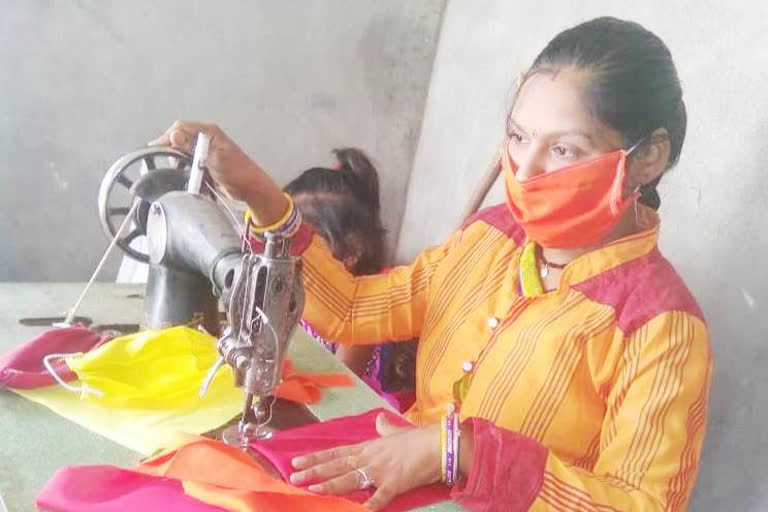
[573,249,704,336]
[462,203,526,244]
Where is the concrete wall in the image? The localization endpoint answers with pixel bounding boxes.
[0,0,445,281]
[397,1,767,510]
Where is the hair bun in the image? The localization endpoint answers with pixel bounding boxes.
[332,148,381,211]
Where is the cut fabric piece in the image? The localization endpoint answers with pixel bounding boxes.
[8,325,243,454]
[137,434,371,512]
[61,326,234,409]
[277,359,354,404]
[9,324,353,454]
[0,326,110,389]
[13,378,242,455]
[138,415,449,512]
[7,325,353,408]
[36,412,451,512]
[36,465,226,512]
[248,408,450,512]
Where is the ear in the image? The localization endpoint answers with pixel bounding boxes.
[342,233,363,273]
[342,252,360,272]
[626,128,671,190]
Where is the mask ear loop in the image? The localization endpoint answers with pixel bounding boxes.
[610,139,646,216]
[43,353,105,399]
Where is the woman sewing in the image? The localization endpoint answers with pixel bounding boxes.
[151,17,711,512]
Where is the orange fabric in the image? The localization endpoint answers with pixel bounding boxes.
[502,139,637,248]
[275,360,354,404]
[137,435,368,512]
[277,201,712,512]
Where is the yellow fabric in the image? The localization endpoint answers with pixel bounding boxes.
[13,378,242,455]
[14,326,244,454]
[14,326,356,455]
[63,326,236,409]
[282,204,712,512]
[519,241,545,297]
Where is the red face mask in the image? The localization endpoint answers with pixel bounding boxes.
[503,140,640,248]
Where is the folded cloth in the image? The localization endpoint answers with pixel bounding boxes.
[7,324,353,455]
[249,408,450,512]
[36,411,450,512]
[276,359,354,404]
[36,465,227,512]
[3,325,352,406]
[136,434,370,512]
[0,326,109,389]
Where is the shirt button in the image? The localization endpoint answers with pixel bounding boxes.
[488,317,500,329]
[462,360,474,373]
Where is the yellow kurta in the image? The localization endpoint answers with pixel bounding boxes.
[252,203,711,512]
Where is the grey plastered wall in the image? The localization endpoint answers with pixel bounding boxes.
[0,0,445,281]
[396,1,767,510]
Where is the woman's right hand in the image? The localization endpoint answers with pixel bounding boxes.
[149,121,289,226]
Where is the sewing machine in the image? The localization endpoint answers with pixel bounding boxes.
[1,139,459,512]
[96,135,304,444]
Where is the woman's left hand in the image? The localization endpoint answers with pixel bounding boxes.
[290,413,442,511]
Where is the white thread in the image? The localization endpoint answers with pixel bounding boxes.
[63,200,140,325]
[205,181,246,235]
[43,353,105,398]
[253,305,280,358]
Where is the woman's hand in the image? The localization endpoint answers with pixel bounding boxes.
[290,413,442,511]
[149,121,288,225]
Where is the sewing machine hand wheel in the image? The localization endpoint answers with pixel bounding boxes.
[98,147,201,263]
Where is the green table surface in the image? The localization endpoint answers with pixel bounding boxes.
[0,283,462,512]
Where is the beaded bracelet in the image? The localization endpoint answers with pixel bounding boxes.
[441,412,461,487]
[445,413,456,487]
[245,193,303,240]
[440,414,448,484]
[247,193,294,232]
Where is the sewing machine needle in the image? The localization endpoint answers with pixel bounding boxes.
[242,392,254,423]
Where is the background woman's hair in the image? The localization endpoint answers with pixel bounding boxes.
[284,147,381,213]
[284,148,386,275]
[516,17,687,210]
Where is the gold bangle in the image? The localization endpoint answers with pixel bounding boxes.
[246,193,295,233]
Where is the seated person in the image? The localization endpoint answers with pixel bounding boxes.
[284,148,415,410]
[155,16,712,512]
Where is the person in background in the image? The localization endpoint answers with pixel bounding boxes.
[283,148,414,410]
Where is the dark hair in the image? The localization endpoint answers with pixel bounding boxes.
[284,148,385,275]
[284,148,381,213]
[517,17,687,210]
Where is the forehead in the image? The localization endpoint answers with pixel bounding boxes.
[511,69,621,144]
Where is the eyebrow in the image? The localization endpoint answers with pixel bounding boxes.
[508,118,595,142]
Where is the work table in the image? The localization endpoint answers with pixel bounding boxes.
[0,283,462,512]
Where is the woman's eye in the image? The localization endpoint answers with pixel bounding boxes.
[552,144,577,158]
[509,130,525,144]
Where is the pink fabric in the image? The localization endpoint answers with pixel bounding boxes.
[0,326,110,389]
[461,203,526,244]
[360,375,401,411]
[573,248,705,334]
[249,408,450,512]
[36,465,226,512]
[450,418,548,512]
